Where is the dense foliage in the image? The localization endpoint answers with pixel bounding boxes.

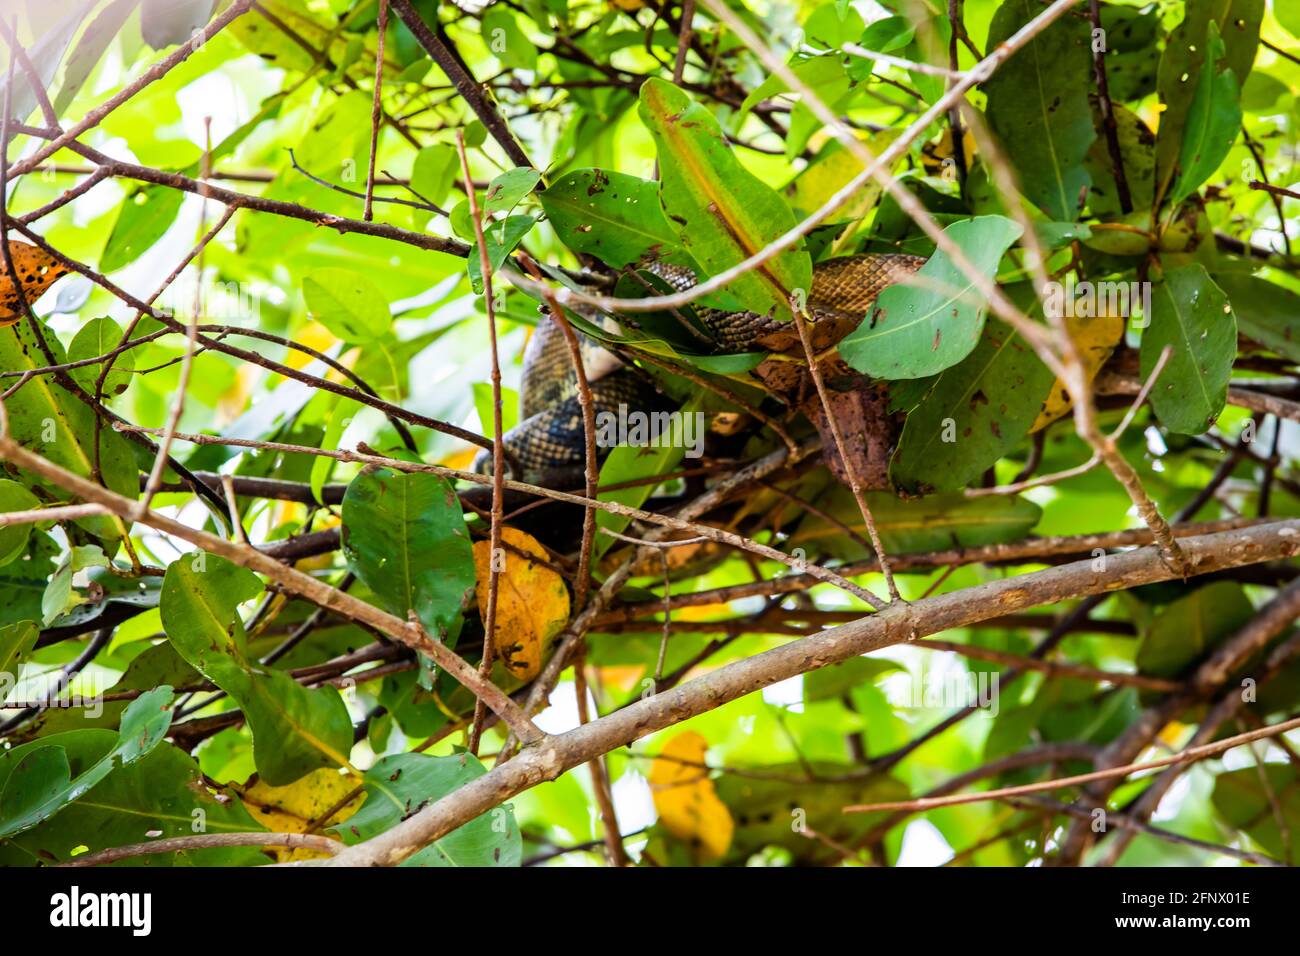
[0,0,1299,868]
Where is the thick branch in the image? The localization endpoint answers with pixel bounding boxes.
[323,518,1300,865]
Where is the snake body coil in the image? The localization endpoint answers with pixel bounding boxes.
[479,253,925,487]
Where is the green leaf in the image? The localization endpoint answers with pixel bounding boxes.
[805,657,906,703]
[0,319,138,544]
[638,78,812,320]
[839,216,1022,379]
[0,532,56,629]
[1136,581,1255,679]
[409,144,459,227]
[983,0,1095,220]
[303,268,391,343]
[468,214,536,293]
[1140,264,1236,435]
[0,620,38,704]
[1212,763,1300,864]
[141,0,215,49]
[100,183,185,273]
[1215,273,1300,363]
[54,0,136,114]
[891,317,1055,493]
[68,316,134,398]
[482,8,537,72]
[30,640,196,737]
[0,686,174,838]
[1084,103,1156,218]
[0,480,40,567]
[1171,23,1242,203]
[341,468,475,644]
[484,167,541,216]
[793,487,1042,561]
[539,168,689,269]
[473,382,519,439]
[160,555,353,785]
[42,544,110,626]
[1280,2,1300,39]
[1155,0,1262,196]
[592,395,703,560]
[0,736,266,866]
[333,752,521,866]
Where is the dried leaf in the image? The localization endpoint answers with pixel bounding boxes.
[1032,310,1126,431]
[649,731,734,862]
[238,768,363,863]
[472,527,570,682]
[0,241,70,325]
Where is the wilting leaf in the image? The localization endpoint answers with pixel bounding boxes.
[341,468,476,644]
[983,0,1095,220]
[650,731,733,863]
[333,752,521,866]
[238,768,363,862]
[1032,310,1126,431]
[0,686,174,838]
[891,318,1055,494]
[1140,264,1236,435]
[0,240,70,323]
[839,216,1022,380]
[639,78,811,320]
[473,527,570,682]
[160,555,352,785]
[1136,581,1255,679]
[1171,23,1242,203]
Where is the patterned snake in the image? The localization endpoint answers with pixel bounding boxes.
[477,253,926,488]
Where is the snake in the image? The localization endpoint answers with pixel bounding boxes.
[476,253,927,488]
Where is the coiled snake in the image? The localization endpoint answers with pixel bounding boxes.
[478,253,926,488]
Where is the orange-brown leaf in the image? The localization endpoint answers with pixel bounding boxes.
[472,527,570,682]
[0,241,69,326]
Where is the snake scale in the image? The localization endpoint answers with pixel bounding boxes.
[477,253,926,488]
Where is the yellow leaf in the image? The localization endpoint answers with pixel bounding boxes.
[473,527,570,682]
[650,731,734,862]
[238,768,363,862]
[440,446,478,472]
[1157,721,1187,747]
[0,240,69,325]
[609,0,645,10]
[1032,310,1126,431]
